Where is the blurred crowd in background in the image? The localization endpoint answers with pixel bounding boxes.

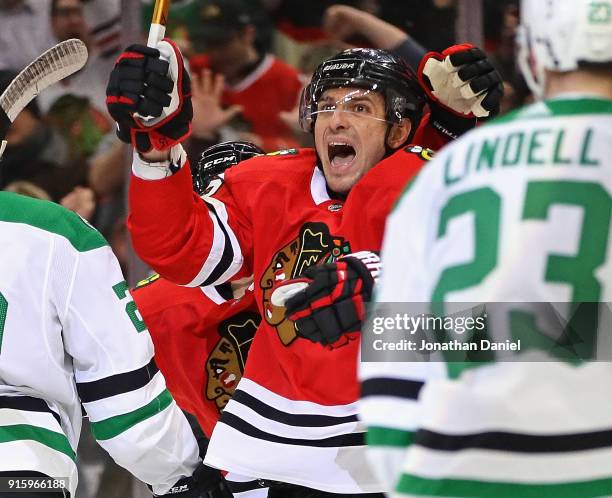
[0,0,526,280]
[0,0,526,496]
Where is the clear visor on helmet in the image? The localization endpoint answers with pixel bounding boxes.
[299,86,394,132]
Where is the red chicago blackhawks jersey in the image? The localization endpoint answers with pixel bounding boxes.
[128,119,443,493]
[190,54,304,152]
[131,274,259,438]
[341,144,435,252]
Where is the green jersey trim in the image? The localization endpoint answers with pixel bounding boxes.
[0,424,76,461]
[0,192,107,252]
[90,389,174,441]
[396,474,612,498]
[367,426,415,448]
[491,98,612,126]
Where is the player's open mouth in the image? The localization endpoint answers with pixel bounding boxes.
[328,142,356,168]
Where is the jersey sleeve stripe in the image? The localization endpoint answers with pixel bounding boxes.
[0,396,61,426]
[231,390,359,427]
[186,199,244,287]
[415,428,612,453]
[76,358,159,403]
[367,426,415,448]
[361,378,424,400]
[219,412,365,448]
[0,424,76,461]
[200,201,237,286]
[201,283,231,304]
[395,473,612,498]
[187,197,243,287]
[82,371,166,421]
[90,389,173,441]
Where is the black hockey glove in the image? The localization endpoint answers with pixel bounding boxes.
[279,252,381,346]
[106,39,192,153]
[418,43,503,139]
[152,462,232,498]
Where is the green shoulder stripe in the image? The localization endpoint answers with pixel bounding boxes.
[367,426,415,447]
[491,97,612,126]
[0,424,76,461]
[396,474,612,498]
[90,389,174,441]
[0,192,107,252]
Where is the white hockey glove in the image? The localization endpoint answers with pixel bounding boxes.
[418,43,503,138]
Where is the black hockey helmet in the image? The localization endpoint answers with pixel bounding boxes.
[299,48,425,134]
[193,141,264,195]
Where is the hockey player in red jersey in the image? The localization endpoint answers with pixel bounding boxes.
[131,141,264,437]
[107,39,502,495]
[132,141,266,497]
[134,273,258,434]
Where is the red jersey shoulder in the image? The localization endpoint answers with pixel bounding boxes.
[349,145,431,193]
[224,148,317,186]
[341,146,433,252]
[132,275,207,316]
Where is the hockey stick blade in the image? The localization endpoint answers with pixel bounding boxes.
[0,39,88,157]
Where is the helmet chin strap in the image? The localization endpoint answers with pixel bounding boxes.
[383,120,414,158]
[383,125,395,157]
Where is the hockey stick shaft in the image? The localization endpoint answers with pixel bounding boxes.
[136,0,172,121]
[147,0,172,48]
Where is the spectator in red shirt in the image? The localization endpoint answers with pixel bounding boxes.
[188,0,305,152]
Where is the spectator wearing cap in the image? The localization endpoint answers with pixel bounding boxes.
[188,0,306,152]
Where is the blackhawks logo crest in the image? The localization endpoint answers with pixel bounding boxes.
[205,311,259,412]
[260,222,350,345]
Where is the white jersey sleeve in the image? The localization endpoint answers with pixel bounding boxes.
[0,192,199,495]
[62,240,199,495]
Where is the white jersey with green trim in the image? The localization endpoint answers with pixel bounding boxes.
[360,96,612,497]
[0,192,199,496]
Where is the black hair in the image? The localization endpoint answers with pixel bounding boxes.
[51,0,83,17]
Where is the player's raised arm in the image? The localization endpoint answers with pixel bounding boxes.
[106,40,251,286]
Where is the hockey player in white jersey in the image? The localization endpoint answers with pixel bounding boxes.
[360,0,612,496]
[0,130,231,496]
